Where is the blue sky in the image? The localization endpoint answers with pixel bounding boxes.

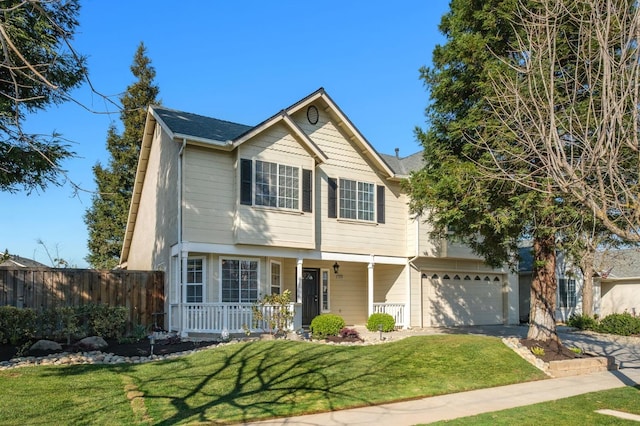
[0,1,449,268]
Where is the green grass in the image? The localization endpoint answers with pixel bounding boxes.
[0,335,545,425]
[428,386,640,425]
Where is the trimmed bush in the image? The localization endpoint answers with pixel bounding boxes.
[366,312,396,332]
[596,312,640,336]
[0,306,37,345]
[76,304,128,339]
[309,314,345,339]
[566,313,598,331]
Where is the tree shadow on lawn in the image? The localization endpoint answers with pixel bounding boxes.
[43,340,397,425]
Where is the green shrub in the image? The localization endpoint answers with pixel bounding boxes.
[0,306,37,345]
[36,306,80,343]
[366,313,396,332]
[596,312,640,336]
[566,313,598,331]
[309,314,345,339]
[76,304,128,339]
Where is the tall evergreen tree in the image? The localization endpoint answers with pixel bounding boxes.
[85,43,160,269]
[404,0,618,342]
[0,1,86,193]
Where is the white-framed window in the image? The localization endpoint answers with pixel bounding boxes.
[270,261,281,295]
[186,257,205,303]
[221,258,259,303]
[255,160,299,210]
[321,269,330,311]
[339,178,375,221]
[558,278,577,308]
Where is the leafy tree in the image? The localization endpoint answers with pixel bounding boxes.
[0,1,86,193]
[84,43,160,269]
[405,0,613,342]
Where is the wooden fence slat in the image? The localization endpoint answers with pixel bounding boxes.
[0,268,164,330]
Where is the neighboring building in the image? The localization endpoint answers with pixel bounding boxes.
[518,247,640,323]
[0,254,49,268]
[596,249,640,317]
[120,88,519,336]
[518,247,589,323]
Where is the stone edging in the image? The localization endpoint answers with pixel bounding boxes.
[502,337,617,377]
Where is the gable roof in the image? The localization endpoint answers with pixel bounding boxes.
[121,88,421,265]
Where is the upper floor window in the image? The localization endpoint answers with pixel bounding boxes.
[186,257,204,303]
[339,178,374,221]
[240,159,312,212]
[255,160,299,209]
[328,178,385,223]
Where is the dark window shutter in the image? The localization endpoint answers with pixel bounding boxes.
[302,169,312,213]
[377,185,385,224]
[240,159,252,205]
[328,178,337,218]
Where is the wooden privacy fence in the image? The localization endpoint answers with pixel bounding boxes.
[0,268,164,330]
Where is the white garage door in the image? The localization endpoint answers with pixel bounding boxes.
[423,272,504,327]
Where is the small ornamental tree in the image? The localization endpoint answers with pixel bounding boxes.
[252,289,295,336]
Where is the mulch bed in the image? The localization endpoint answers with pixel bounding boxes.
[325,336,364,343]
[519,338,588,362]
[0,338,220,362]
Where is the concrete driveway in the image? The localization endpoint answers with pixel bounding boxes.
[441,324,640,369]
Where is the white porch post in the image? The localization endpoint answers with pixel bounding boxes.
[404,261,411,329]
[296,258,303,303]
[180,250,189,337]
[368,255,374,318]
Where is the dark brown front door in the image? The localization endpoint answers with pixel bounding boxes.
[302,268,320,326]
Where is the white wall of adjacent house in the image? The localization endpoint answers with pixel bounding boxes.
[127,123,180,270]
[600,280,640,317]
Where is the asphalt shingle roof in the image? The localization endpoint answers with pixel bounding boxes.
[153,105,424,175]
[153,106,253,143]
[380,151,425,175]
[595,249,640,279]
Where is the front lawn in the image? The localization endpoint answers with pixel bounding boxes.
[428,386,640,425]
[0,335,546,425]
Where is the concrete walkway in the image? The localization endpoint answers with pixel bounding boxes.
[243,326,640,425]
[244,369,640,425]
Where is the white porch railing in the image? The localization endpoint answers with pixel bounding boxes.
[169,302,301,334]
[373,302,406,328]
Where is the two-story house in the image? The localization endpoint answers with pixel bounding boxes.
[120,88,519,336]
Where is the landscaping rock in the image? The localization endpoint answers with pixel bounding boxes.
[78,336,108,350]
[30,340,62,352]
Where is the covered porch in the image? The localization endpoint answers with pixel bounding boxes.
[167,246,410,336]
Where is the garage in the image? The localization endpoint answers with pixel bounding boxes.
[423,272,505,327]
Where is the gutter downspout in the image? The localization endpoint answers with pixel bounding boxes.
[178,138,187,337]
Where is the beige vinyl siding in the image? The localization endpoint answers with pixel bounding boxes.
[235,125,315,249]
[286,108,410,256]
[415,214,443,257]
[328,262,368,325]
[281,259,368,325]
[183,146,235,244]
[373,264,405,303]
[127,124,179,270]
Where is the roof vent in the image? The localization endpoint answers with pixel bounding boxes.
[395,147,400,158]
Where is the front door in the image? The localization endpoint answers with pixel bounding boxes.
[302,268,320,326]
